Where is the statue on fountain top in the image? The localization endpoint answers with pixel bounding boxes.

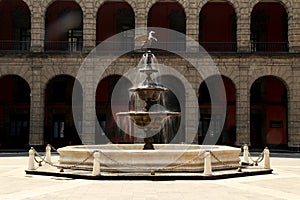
[135,30,157,49]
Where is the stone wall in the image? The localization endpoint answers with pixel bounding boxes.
[0,0,299,148]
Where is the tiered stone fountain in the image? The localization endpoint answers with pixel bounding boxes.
[117,50,179,150]
[57,49,241,173]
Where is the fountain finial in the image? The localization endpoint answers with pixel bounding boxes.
[135,30,157,49]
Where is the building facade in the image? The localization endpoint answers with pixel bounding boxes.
[0,0,299,150]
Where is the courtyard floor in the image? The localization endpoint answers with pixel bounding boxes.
[0,152,299,200]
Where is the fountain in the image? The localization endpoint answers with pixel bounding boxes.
[117,50,180,150]
[56,32,241,174]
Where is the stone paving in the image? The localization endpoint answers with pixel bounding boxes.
[0,152,299,200]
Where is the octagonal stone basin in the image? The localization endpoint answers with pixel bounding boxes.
[57,144,241,172]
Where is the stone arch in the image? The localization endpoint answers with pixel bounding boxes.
[94,0,136,15]
[197,0,240,17]
[0,69,32,90]
[249,0,293,19]
[249,72,291,94]
[41,68,79,92]
[145,0,187,17]
[249,71,292,110]
[0,73,31,92]
[0,0,33,12]
[42,0,85,17]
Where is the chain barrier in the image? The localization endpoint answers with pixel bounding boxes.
[248,150,264,166]
[49,144,58,152]
[31,146,208,173]
[209,151,240,169]
[97,150,207,172]
[30,146,254,174]
[31,147,94,172]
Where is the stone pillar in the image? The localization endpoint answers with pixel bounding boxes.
[289,63,300,149]
[236,5,251,53]
[186,2,199,52]
[134,2,147,49]
[29,61,44,145]
[80,57,97,145]
[289,4,300,53]
[82,0,96,53]
[30,3,44,52]
[235,61,250,146]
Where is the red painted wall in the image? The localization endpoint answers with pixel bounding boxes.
[266,77,287,145]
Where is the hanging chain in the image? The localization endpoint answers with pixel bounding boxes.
[210,151,240,169]
[248,151,264,166]
[31,147,245,173]
[32,147,93,170]
[98,150,207,171]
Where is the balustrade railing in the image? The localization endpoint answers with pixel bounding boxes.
[0,40,291,53]
[0,40,30,52]
[44,41,83,52]
[199,42,237,53]
[251,42,289,52]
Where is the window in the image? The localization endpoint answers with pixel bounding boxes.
[68,29,83,52]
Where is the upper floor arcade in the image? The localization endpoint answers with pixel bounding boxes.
[0,0,298,54]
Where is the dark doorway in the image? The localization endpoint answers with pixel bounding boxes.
[44,75,82,148]
[198,76,236,145]
[250,76,288,148]
[0,75,30,149]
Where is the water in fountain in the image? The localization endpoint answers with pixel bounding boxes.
[117,50,180,149]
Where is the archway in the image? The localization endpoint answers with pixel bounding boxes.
[96,1,135,50]
[250,76,288,148]
[96,75,133,144]
[251,2,288,52]
[0,0,31,51]
[45,0,83,52]
[199,1,237,52]
[44,75,82,148]
[198,75,236,145]
[148,2,186,51]
[0,75,30,149]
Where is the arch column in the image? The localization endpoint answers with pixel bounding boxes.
[134,3,148,49]
[29,63,44,145]
[235,65,250,145]
[236,5,251,52]
[30,3,44,52]
[83,0,96,53]
[289,65,300,149]
[186,2,199,52]
[289,6,300,53]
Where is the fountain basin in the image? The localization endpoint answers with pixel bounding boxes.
[57,144,241,172]
[117,111,180,130]
[130,86,168,101]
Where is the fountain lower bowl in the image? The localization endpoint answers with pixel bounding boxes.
[57,144,241,172]
[117,111,180,130]
[129,86,168,101]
